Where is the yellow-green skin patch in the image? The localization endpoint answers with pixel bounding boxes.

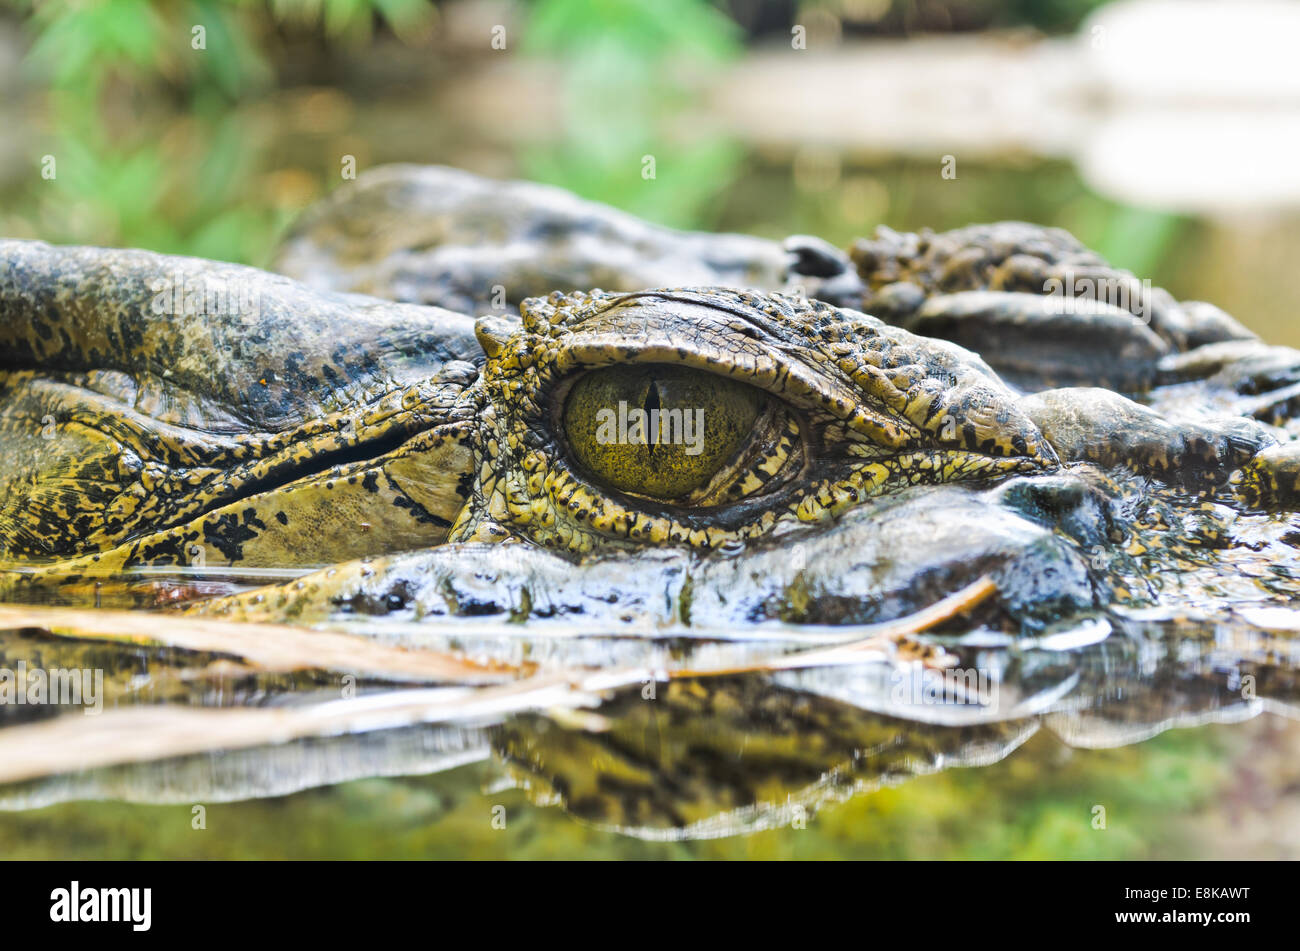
[0,240,482,596]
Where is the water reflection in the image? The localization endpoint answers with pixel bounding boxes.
[2,598,1298,844]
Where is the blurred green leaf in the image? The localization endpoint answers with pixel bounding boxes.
[525,0,741,63]
[1091,206,1184,278]
[191,0,275,98]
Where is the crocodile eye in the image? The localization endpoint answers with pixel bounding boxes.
[564,365,766,500]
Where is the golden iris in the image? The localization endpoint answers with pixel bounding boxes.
[564,365,765,500]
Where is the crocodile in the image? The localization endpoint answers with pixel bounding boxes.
[3,166,1300,837]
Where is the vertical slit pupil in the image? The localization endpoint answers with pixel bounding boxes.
[644,378,661,457]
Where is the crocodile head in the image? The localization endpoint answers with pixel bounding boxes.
[4,227,1299,632]
[0,242,1057,607]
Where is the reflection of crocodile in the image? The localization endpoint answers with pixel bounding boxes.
[2,166,1300,836]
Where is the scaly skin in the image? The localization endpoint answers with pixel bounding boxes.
[274,164,789,315]
[847,221,1255,355]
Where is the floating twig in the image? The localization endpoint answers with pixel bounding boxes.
[0,604,522,685]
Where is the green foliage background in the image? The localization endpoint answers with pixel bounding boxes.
[0,0,1162,266]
